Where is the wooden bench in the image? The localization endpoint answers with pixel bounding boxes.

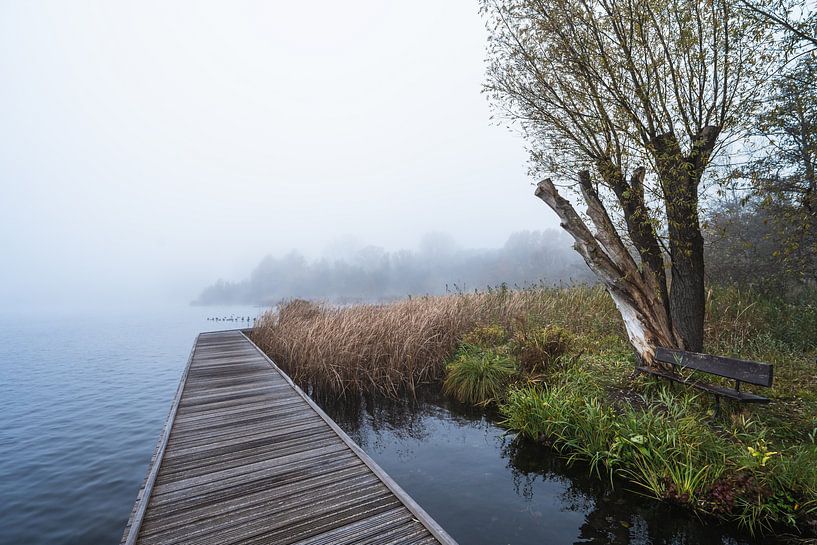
[636,347,774,405]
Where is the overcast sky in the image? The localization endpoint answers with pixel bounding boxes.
[0,1,561,307]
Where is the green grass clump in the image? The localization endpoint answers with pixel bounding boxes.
[500,361,817,535]
[443,345,518,405]
[502,380,616,478]
[613,389,725,507]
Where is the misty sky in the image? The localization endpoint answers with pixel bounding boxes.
[0,1,562,307]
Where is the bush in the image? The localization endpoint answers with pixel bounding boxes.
[443,345,518,405]
[511,325,575,375]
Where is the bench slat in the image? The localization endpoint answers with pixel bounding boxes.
[655,347,774,387]
[636,366,771,403]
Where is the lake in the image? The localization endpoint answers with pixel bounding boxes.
[0,307,772,544]
[0,306,259,545]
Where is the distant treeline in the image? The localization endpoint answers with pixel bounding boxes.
[194,230,594,305]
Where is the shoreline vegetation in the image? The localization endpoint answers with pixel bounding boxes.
[250,285,817,538]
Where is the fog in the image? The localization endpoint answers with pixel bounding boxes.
[196,230,592,305]
[0,1,562,309]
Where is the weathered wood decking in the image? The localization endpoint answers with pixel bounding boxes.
[122,330,457,545]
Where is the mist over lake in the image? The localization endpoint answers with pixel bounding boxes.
[195,230,593,305]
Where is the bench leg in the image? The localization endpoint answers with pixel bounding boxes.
[713,395,721,418]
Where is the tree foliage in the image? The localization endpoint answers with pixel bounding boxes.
[715,54,817,288]
[738,0,817,49]
[482,0,777,359]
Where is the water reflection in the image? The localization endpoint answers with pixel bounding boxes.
[315,390,775,545]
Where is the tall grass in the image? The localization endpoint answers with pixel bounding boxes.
[705,285,817,353]
[251,297,468,397]
[250,285,617,397]
[251,284,816,399]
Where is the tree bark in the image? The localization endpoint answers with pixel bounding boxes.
[650,129,718,352]
[666,203,706,352]
[595,161,674,335]
[535,176,676,364]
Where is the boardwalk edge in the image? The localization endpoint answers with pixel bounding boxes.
[120,334,200,545]
[240,330,460,545]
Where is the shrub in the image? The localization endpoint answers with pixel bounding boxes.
[443,345,518,405]
[511,325,575,375]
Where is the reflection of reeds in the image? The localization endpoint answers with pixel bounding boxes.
[250,285,620,398]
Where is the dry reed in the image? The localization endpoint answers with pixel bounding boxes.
[250,285,621,397]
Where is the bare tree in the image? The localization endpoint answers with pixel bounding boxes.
[483,0,775,362]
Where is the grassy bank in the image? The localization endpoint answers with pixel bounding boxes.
[250,285,817,537]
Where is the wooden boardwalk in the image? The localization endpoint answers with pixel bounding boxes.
[122,330,457,545]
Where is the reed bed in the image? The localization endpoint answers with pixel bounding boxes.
[250,284,815,399]
[250,285,619,397]
[248,284,817,535]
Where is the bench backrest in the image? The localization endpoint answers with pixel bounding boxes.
[655,347,774,387]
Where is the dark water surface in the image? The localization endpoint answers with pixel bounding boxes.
[0,308,778,545]
[316,392,775,545]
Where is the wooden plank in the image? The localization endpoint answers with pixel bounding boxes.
[157,431,335,479]
[164,414,323,450]
[146,482,395,545]
[287,507,413,545]
[140,470,379,539]
[167,406,318,442]
[151,443,351,496]
[173,397,304,423]
[217,494,402,545]
[636,366,771,403]
[121,330,458,545]
[147,455,361,518]
[162,421,327,462]
[655,347,774,387]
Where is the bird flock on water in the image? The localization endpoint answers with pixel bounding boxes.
[206,315,256,323]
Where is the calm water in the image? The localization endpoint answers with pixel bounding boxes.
[317,393,775,545]
[0,306,259,545]
[0,307,777,545]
